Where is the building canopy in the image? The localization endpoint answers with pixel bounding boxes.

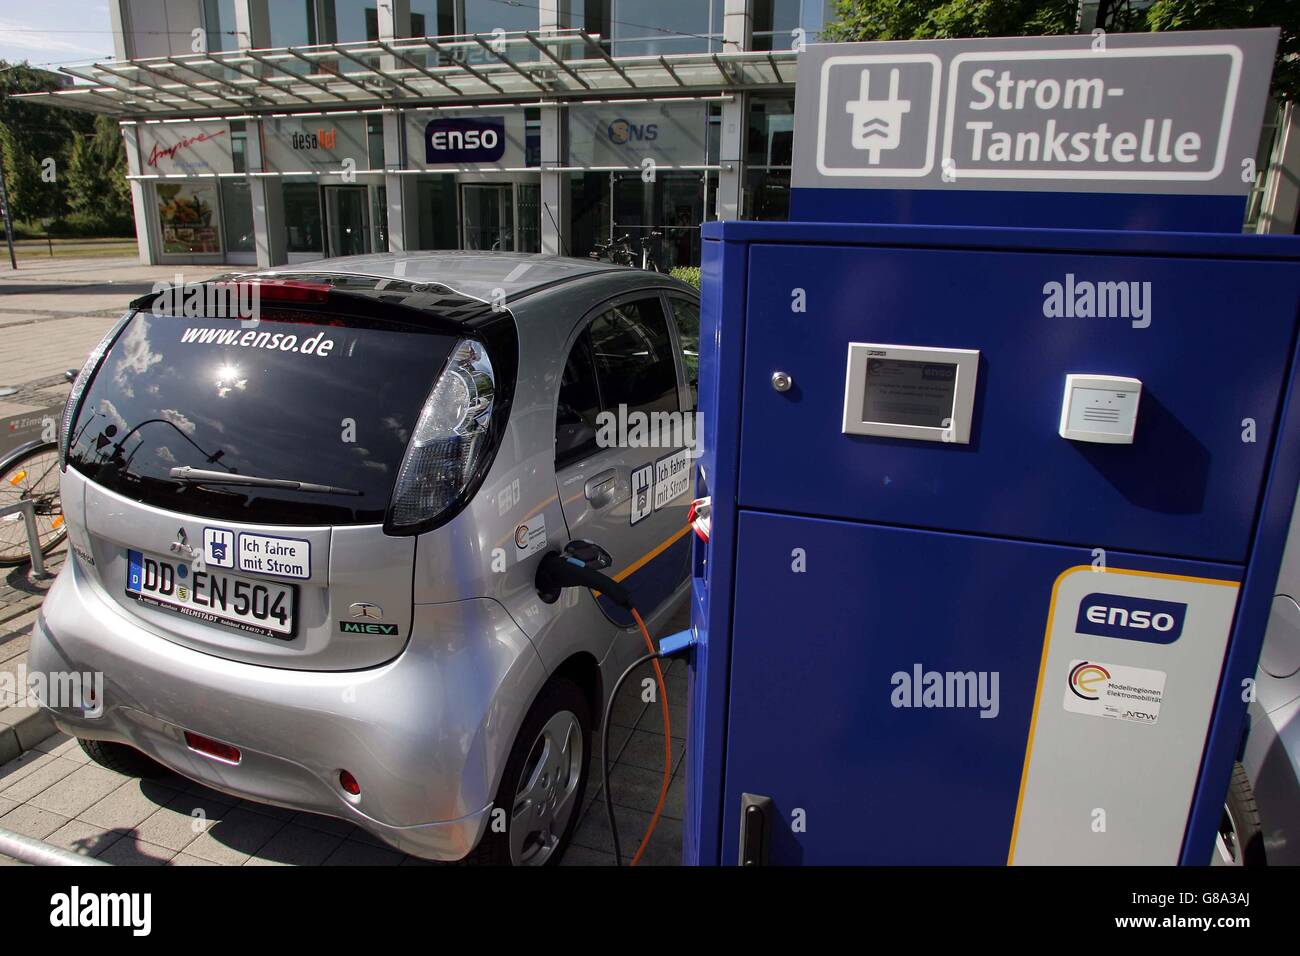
[14,30,796,120]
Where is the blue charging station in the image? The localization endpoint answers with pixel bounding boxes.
[685,29,1300,865]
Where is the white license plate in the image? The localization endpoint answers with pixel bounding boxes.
[126,550,296,639]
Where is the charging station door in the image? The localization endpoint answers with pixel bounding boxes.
[725,515,1240,864]
[713,234,1300,865]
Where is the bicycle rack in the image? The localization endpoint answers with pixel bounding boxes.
[0,499,50,579]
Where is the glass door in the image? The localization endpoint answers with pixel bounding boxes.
[516,183,540,253]
[219,179,256,264]
[461,183,514,251]
[324,185,371,258]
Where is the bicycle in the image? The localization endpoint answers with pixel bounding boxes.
[589,233,636,267]
[0,437,65,567]
[0,368,74,568]
[588,230,663,272]
[636,230,663,273]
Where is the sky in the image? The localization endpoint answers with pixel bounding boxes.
[0,0,116,72]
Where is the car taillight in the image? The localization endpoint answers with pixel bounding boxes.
[388,338,496,530]
[184,730,242,765]
[210,278,332,304]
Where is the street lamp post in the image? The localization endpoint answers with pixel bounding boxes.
[0,159,17,270]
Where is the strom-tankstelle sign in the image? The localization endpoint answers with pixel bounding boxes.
[793,29,1279,196]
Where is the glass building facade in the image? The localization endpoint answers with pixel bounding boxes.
[111,0,831,267]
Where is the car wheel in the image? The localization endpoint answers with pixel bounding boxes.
[78,739,172,779]
[467,677,591,866]
[1216,761,1266,866]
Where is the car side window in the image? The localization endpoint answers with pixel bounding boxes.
[668,297,700,411]
[588,297,679,417]
[555,331,602,468]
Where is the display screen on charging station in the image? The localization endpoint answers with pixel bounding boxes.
[863,359,959,428]
[843,343,979,443]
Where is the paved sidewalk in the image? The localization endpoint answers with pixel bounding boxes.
[0,545,65,619]
[0,603,688,867]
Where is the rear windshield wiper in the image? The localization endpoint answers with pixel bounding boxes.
[169,466,363,497]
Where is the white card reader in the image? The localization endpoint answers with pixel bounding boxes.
[1059,374,1142,444]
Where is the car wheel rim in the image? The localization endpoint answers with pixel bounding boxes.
[509,709,583,866]
[1215,803,1243,865]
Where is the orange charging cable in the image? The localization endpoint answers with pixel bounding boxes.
[629,607,671,867]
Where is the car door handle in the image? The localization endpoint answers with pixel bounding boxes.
[585,470,618,508]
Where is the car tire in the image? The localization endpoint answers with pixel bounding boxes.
[78,739,171,779]
[465,677,592,867]
[1217,761,1266,866]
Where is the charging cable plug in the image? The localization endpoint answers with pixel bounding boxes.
[658,628,694,657]
[536,544,632,609]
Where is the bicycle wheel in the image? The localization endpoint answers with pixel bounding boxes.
[0,442,66,566]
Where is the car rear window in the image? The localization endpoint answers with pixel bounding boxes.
[66,309,456,526]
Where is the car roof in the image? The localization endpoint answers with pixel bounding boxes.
[246,251,635,302]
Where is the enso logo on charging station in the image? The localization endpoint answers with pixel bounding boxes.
[1075,592,1186,644]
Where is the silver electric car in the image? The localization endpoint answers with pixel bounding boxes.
[31,252,700,865]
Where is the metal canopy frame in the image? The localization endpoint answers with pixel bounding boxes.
[14,30,796,120]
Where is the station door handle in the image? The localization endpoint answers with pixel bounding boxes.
[738,792,774,866]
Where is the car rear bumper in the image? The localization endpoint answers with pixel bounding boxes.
[29,558,547,861]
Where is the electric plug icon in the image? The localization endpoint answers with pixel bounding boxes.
[845,67,910,165]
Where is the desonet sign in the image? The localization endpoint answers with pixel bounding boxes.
[793,29,1279,195]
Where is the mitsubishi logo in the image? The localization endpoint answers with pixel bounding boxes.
[169,527,197,558]
[349,602,383,621]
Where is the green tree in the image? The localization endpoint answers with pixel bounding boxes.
[0,62,91,154]
[0,59,103,224]
[95,114,134,220]
[65,115,132,230]
[821,0,1077,42]
[822,0,1298,99]
[1147,0,1298,100]
[0,121,51,223]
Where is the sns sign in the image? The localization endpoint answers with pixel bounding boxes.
[793,29,1279,195]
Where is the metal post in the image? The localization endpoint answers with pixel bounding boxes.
[0,500,49,578]
[20,500,48,579]
[0,158,17,270]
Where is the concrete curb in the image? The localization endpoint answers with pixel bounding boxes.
[0,707,56,766]
[0,590,57,765]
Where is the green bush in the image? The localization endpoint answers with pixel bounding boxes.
[670,266,701,290]
[9,220,49,240]
[44,213,135,238]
